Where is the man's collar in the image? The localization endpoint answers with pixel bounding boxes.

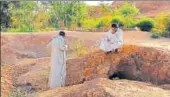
[109,28,119,35]
[58,35,64,40]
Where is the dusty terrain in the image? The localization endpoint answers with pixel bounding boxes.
[1,31,170,97]
[38,78,170,97]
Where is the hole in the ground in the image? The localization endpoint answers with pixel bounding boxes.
[108,72,125,80]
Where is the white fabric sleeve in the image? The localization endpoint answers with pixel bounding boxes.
[117,29,123,48]
[46,36,56,48]
[59,39,67,51]
[103,32,109,43]
[99,32,110,52]
[46,40,52,48]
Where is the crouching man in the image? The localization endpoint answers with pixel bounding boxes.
[99,23,123,54]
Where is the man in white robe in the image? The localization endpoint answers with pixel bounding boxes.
[99,23,123,54]
[47,31,68,89]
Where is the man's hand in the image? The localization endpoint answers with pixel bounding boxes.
[107,39,111,42]
[65,45,68,50]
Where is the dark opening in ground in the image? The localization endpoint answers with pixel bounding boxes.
[108,72,125,80]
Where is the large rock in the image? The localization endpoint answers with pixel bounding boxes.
[37,78,170,97]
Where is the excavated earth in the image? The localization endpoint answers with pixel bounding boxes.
[1,32,170,97]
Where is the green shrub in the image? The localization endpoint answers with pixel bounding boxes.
[124,16,136,28]
[8,25,35,32]
[162,30,170,38]
[137,18,155,32]
[114,2,140,16]
[96,15,113,30]
[96,20,105,29]
[151,33,161,39]
[82,18,98,30]
[161,17,170,38]
[167,20,170,32]
[153,13,169,33]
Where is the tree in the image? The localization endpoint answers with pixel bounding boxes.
[33,1,52,31]
[0,1,11,31]
[113,2,140,28]
[9,1,38,32]
[114,2,139,16]
[99,1,112,15]
[49,1,87,29]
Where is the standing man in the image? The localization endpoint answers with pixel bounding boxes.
[47,31,68,89]
[99,23,123,54]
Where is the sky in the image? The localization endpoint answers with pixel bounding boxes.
[84,1,113,6]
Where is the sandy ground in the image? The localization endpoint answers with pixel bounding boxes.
[63,30,170,51]
[3,30,170,51]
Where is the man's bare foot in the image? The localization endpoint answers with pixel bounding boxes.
[105,51,112,54]
[114,49,119,54]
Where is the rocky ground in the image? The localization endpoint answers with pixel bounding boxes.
[1,31,170,97]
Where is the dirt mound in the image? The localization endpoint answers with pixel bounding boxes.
[112,1,170,17]
[9,45,170,92]
[38,78,170,97]
[82,45,170,85]
[117,52,170,84]
[2,45,170,97]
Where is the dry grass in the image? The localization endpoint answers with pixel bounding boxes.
[71,39,98,57]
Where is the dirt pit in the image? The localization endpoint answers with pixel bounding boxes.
[1,32,170,97]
